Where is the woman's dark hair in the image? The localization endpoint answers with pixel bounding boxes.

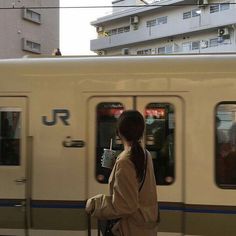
[117,110,145,182]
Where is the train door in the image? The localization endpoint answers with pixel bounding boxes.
[0,97,27,236]
[136,96,184,235]
[87,96,184,235]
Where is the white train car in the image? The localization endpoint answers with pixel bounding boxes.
[0,55,236,236]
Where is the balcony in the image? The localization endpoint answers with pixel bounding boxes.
[90,8,236,51]
[175,43,236,54]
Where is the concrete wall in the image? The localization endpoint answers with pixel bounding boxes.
[0,0,59,58]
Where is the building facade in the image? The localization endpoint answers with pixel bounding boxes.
[0,0,59,59]
[90,0,236,55]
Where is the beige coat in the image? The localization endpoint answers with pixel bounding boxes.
[87,150,158,236]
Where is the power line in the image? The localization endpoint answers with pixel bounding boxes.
[1,3,236,10]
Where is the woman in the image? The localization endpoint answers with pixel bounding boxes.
[86,110,158,236]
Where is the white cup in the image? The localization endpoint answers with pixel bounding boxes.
[101,149,116,169]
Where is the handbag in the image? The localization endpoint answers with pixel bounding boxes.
[101,219,119,236]
[100,150,148,236]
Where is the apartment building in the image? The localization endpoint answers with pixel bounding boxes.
[90,0,236,55]
[0,0,59,59]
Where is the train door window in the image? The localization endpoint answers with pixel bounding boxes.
[96,102,124,183]
[0,109,21,165]
[145,103,175,185]
[216,103,236,188]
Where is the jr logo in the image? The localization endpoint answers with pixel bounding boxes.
[42,109,70,126]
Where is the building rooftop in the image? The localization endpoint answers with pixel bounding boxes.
[91,0,190,26]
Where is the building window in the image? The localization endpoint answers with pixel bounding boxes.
[191,41,200,50]
[210,4,219,13]
[124,26,130,32]
[145,103,175,185]
[216,103,236,188]
[0,110,21,166]
[137,49,152,55]
[183,9,201,19]
[22,38,41,54]
[165,45,173,54]
[122,48,129,55]
[111,29,117,35]
[22,8,41,24]
[96,102,124,183]
[158,47,165,54]
[157,16,167,25]
[146,16,167,27]
[118,27,124,34]
[192,9,200,17]
[146,19,156,27]
[210,3,230,13]
[182,42,191,52]
[210,38,218,47]
[220,2,230,11]
[106,26,130,37]
[183,11,191,19]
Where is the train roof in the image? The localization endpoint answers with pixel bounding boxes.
[0,54,236,77]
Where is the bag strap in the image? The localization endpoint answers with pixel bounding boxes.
[87,213,92,236]
[139,149,148,192]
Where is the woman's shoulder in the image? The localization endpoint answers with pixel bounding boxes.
[146,150,153,159]
[116,150,133,166]
[117,148,150,159]
[117,150,129,160]
[115,151,137,177]
[116,148,150,164]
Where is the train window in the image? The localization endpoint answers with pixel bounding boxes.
[216,103,236,188]
[96,102,124,183]
[145,103,175,185]
[0,109,21,166]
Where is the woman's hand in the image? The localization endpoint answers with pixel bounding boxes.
[86,198,95,214]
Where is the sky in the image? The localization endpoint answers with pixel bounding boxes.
[60,0,112,55]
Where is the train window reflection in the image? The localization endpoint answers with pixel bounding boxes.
[96,103,124,183]
[145,103,175,185]
[216,103,236,188]
[0,110,21,166]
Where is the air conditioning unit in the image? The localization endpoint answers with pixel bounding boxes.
[218,27,230,37]
[96,26,104,33]
[200,40,208,48]
[197,0,208,7]
[130,16,139,24]
[98,50,106,56]
[122,48,129,55]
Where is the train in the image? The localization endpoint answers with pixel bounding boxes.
[0,54,236,236]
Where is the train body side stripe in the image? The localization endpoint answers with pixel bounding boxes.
[31,200,86,209]
[0,199,24,207]
[160,202,236,215]
[1,199,236,234]
[1,199,236,215]
[184,207,236,215]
